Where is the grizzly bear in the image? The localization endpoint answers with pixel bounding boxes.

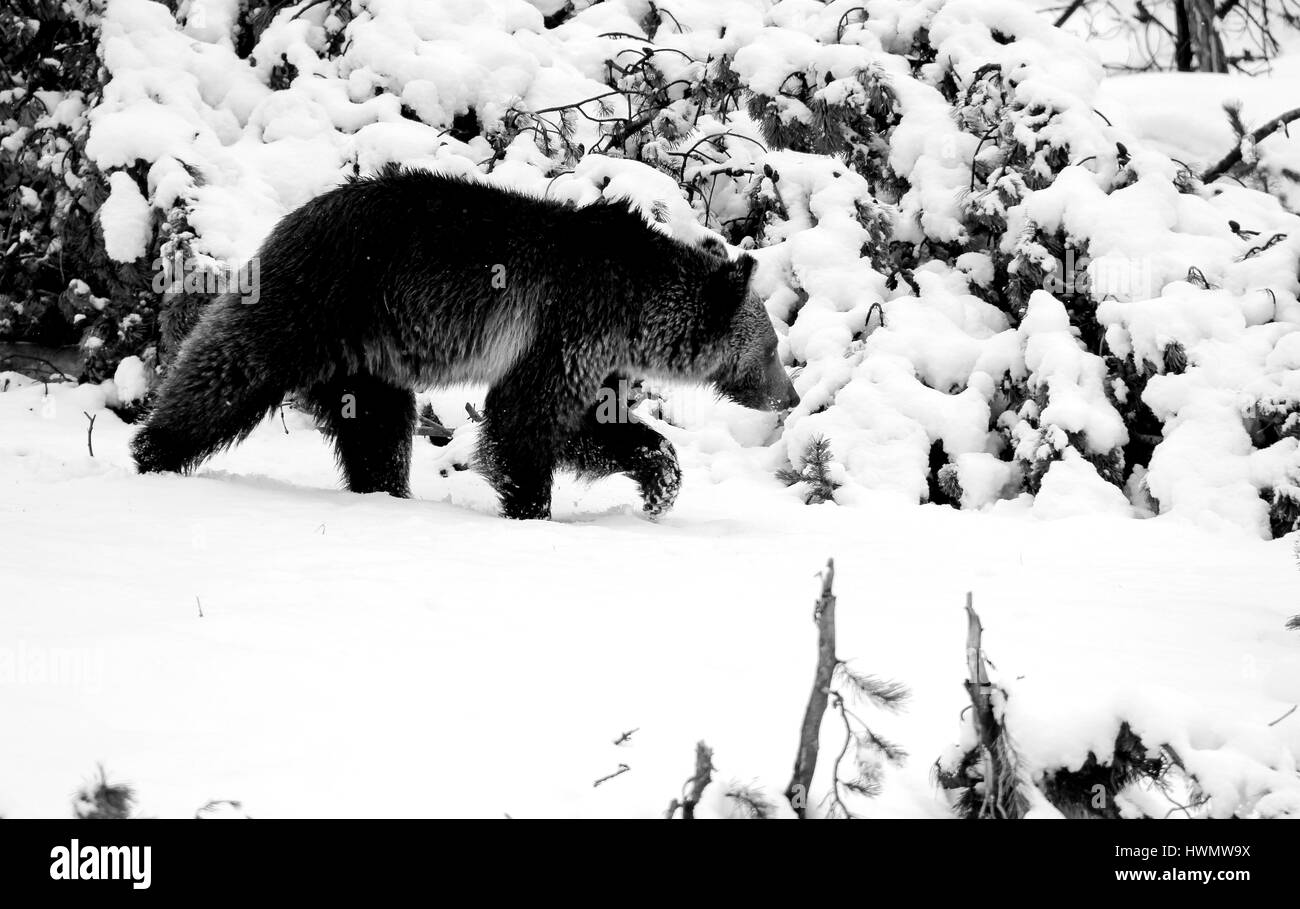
[130,166,799,519]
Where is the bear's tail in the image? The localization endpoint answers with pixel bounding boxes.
[131,298,296,475]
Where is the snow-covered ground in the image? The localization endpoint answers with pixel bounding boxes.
[2,376,1297,818]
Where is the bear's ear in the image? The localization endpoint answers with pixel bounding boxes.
[732,253,756,293]
[703,253,756,332]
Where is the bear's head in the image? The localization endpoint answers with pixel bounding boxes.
[630,244,799,412]
[699,253,800,412]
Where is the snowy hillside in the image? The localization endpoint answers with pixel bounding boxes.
[2,0,1300,818]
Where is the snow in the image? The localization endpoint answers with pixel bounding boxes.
[99,172,153,263]
[1031,449,1132,520]
[111,356,151,404]
[2,381,1298,818]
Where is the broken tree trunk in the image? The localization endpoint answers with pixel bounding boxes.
[665,741,715,819]
[785,558,838,818]
[963,594,1029,819]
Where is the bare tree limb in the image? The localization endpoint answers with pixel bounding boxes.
[1054,0,1088,27]
[1203,106,1300,183]
[1173,0,1195,71]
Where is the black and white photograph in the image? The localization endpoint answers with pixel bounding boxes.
[1,0,1298,879]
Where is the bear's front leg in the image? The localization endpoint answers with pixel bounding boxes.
[477,350,588,520]
[560,402,682,519]
[478,407,558,520]
[625,431,682,518]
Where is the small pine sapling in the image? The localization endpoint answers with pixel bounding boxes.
[777,435,840,504]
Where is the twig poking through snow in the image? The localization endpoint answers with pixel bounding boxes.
[82,411,96,457]
[592,764,630,788]
[1268,704,1297,727]
[196,596,203,619]
[613,728,638,746]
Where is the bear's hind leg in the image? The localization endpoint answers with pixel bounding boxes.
[304,372,415,497]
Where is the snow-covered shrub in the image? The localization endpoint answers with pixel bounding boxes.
[5,0,1300,536]
[0,0,153,381]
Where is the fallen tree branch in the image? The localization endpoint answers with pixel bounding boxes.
[592,763,630,788]
[413,423,454,441]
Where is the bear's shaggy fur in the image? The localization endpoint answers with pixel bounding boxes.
[131,166,798,519]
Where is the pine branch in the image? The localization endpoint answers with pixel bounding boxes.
[725,783,774,819]
[833,661,910,712]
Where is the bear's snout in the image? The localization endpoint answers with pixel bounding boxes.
[768,357,800,411]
